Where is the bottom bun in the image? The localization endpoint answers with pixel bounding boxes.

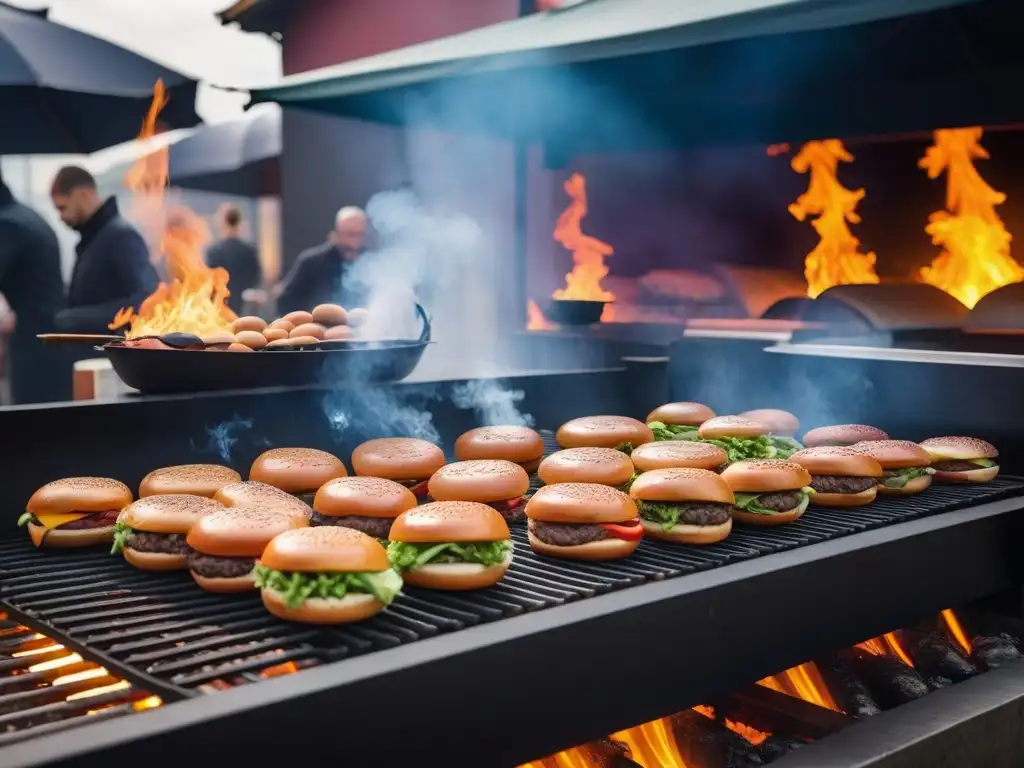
[641,518,732,545]
[28,523,115,548]
[733,496,810,527]
[934,466,999,484]
[124,547,188,571]
[811,487,878,507]
[190,570,256,593]
[528,532,639,561]
[403,556,511,590]
[878,474,933,495]
[262,589,384,624]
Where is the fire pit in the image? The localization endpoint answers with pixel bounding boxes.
[544,298,609,326]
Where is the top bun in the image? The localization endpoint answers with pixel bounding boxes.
[139,464,241,499]
[741,409,799,436]
[630,468,734,504]
[919,436,998,461]
[351,438,446,480]
[720,460,811,493]
[630,441,727,472]
[186,507,308,557]
[213,481,312,520]
[788,446,883,478]
[120,494,223,534]
[803,424,889,447]
[427,460,530,503]
[537,448,635,486]
[526,483,638,524]
[389,501,510,544]
[849,440,931,469]
[261,526,390,573]
[646,402,716,426]
[314,477,417,519]
[556,416,654,449]
[249,448,347,493]
[454,426,544,463]
[698,416,767,440]
[28,477,132,515]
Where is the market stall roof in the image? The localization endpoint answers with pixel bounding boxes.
[248,0,1020,148]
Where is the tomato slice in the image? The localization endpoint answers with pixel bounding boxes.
[406,480,430,498]
[600,518,644,541]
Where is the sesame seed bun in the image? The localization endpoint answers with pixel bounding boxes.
[720,460,812,493]
[698,416,768,440]
[537,448,635,487]
[313,477,417,519]
[25,524,117,549]
[388,501,510,543]
[525,483,638,524]
[630,441,727,472]
[741,409,799,436]
[249,448,347,494]
[213,481,312,520]
[400,558,511,591]
[849,440,931,469]
[139,464,241,499]
[427,460,530,503]
[526,533,639,561]
[28,477,132,515]
[186,507,308,558]
[878,474,933,496]
[262,589,386,624]
[123,549,190,572]
[646,402,716,426]
[919,436,998,461]
[454,426,544,471]
[803,424,889,447]
[261,526,390,573]
[733,497,811,526]
[120,494,223,534]
[810,488,879,508]
[351,438,446,481]
[788,446,884,478]
[556,416,654,450]
[639,518,733,546]
[191,572,257,594]
[629,468,735,504]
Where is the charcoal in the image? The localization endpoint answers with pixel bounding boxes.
[902,629,977,684]
[926,676,953,689]
[837,648,930,709]
[815,652,882,718]
[756,735,805,764]
[669,709,764,767]
[971,634,1022,671]
[584,739,644,768]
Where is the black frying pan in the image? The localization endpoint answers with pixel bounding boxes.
[104,305,431,395]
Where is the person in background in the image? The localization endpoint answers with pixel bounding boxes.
[49,166,158,334]
[276,206,369,314]
[206,203,261,315]
[0,170,70,404]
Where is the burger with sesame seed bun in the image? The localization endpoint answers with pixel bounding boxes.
[629,468,734,545]
[351,437,446,500]
[19,477,132,549]
[740,409,803,457]
[849,440,934,495]
[537,447,636,489]
[697,416,776,464]
[630,441,727,473]
[139,464,241,498]
[311,476,418,539]
[919,437,999,484]
[720,460,814,526]
[525,483,642,560]
[454,426,545,473]
[555,416,654,454]
[646,402,716,441]
[249,448,347,506]
[427,460,531,522]
[788,446,883,507]
[113,494,223,570]
[803,424,889,448]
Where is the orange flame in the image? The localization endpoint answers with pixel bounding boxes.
[788,140,880,298]
[942,609,973,655]
[758,661,842,712]
[526,300,556,330]
[612,719,688,768]
[552,173,615,321]
[858,632,915,667]
[918,127,1024,308]
[110,81,237,339]
[692,706,770,746]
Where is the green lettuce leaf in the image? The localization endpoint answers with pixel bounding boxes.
[701,435,778,464]
[617,472,640,494]
[614,442,634,456]
[733,488,815,515]
[252,565,403,609]
[635,500,683,531]
[17,512,37,528]
[648,422,700,442]
[768,435,804,459]
[969,458,996,468]
[386,540,512,571]
[110,521,133,555]
[882,467,935,489]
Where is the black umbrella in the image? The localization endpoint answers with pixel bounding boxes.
[168,106,280,196]
[0,1,200,154]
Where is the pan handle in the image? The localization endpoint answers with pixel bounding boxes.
[415,303,431,343]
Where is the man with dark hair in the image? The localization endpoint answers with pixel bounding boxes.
[206,203,261,315]
[50,165,158,333]
[0,168,70,403]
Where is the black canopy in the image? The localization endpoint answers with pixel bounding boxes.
[249,0,1023,148]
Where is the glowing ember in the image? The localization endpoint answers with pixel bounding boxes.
[918,127,1023,308]
[526,300,556,330]
[788,140,880,299]
[942,608,973,655]
[110,81,237,339]
[612,719,687,768]
[693,706,770,747]
[552,173,615,321]
[759,661,842,712]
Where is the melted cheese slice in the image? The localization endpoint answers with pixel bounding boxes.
[33,512,88,530]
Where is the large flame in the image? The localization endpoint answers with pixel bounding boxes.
[552,173,615,321]
[110,81,236,339]
[759,661,842,712]
[789,140,880,299]
[918,127,1023,308]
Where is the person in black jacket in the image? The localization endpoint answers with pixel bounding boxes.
[0,171,71,404]
[49,166,158,334]
[206,204,261,315]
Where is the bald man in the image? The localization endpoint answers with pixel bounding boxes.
[277,207,369,314]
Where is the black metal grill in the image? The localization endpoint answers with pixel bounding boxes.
[2,432,1022,704]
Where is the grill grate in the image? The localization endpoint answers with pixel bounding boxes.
[2,432,1022,702]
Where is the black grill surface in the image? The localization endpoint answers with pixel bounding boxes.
[2,433,1022,701]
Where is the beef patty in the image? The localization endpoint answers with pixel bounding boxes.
[292,491,316,506]
[60,510,120,529]
[932,460,991,472]
[638,501,732,526]
[310,512,392,538]
[753,491,805,511]
[810,475,880,494]
[529,520,608,547]
[488,500,525,523]
[187,552,255,579]
[126,531,190,555]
